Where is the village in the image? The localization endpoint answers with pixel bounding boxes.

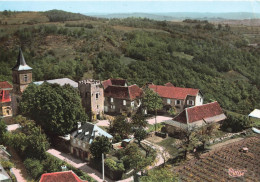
[0,48,259,182]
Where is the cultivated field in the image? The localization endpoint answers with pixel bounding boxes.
[176,136,260,182]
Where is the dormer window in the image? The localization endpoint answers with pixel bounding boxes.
[24,74,28,82]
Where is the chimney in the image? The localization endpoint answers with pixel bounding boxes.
[61,165,67,171]
[77,122,81,128]
[78,129,82,133]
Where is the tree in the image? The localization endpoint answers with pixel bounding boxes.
[221,112,252,132]
[180,129,199,160]
[0,119,7,144]
[20,83,87,136]
[90,136,112,160]
[109,115,132,139]
[141,88,163,131]
[140,167,178,182]
[131,114,148,128]
[24,158,44,179]
[134,128,147,146]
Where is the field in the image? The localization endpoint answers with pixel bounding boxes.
[176,136,260,182]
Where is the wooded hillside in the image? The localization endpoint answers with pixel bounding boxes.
[0,10,259,115]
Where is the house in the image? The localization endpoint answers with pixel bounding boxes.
[102,79,142,115]
[70,122,113,160]
[78,79,104,121]
[147,83,203,113]
[0,81,13,117]
[0,164,11,182]
[39,171,86,182]
[165,101,226,136]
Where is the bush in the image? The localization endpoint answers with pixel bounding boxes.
[0,160,14,169]
[222,112,252,132]
[24,158,44,179]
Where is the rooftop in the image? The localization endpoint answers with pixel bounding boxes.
[0,81,12,90]
[104,84,142,100]
[34,78,78,88]
[39,171,84,182]
[148,84,199,100]
[248,109,260,119]
[12,48,32,71]
[172,101,226,124]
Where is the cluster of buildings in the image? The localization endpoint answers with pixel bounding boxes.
[0,48,228,162]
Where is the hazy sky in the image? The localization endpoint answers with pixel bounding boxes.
[0,1,259,14]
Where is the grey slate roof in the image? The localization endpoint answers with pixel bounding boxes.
[71,122,113,144]
[12,48,32,71]
[34,78,78,88]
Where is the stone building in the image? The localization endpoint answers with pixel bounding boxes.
[70,122,112,161]
[11,48,33,115]
[79,79,104,121]
[0,81,13,118]
[102,79,142,115]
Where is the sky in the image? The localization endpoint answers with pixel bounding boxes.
[0,1,259,14]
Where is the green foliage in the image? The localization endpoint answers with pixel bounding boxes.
[20,83,87,135]
[222,112,252,132]
[24,158,44,179]
[90,136,112,160]
[134,128,147,145]
[142,88,163,112]
[140,167,178,182]
[105,158,125,172]
[44,10,88,22]
[7,117,49,160]
[122,143,151,171]
[131,114,148,128]
[0,119,7,143]
[109,115,132,139]
[0,160,14,169]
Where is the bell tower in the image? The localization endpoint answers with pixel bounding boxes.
[11,48,33,115]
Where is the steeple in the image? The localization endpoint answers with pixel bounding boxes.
[12,48,32,71]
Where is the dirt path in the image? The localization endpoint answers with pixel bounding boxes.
[209,137,244,150]
[8,147,28,182]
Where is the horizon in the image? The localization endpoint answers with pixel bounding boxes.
[0,1,260,14]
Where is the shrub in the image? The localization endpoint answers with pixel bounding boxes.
[222,112,252,132]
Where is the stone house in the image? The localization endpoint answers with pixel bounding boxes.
[78,79,104,121]
[102,79,142,115]
[70,122,113,161]
[0,81,13,118]
[165,101,226,137]
[148,83,203,114]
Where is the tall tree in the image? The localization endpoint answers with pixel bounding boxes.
[109,115,132,139]
[141,88,163,131]
[131,114,148,128]
[20,83,87,136]
[90,136,112,160]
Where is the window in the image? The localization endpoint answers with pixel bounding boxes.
[24,74,28,82]
[111,105,115,109]
[175,100,181,105]
[110,98,113,103]
[123,100,126,105]
[96,93,99,99]
[188,100,194,105]
[131,101,134,107]
[167,99,171,104]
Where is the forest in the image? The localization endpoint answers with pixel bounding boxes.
[0,10,259,115]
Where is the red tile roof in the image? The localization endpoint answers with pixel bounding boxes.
[148,84,199,100]
[102,79,112,89]
[39,171,84,182]
[0,81,12,90]
[164,82,175,87]
[102,78,127,89]
[173,101,225,123]
[104,85,142,100]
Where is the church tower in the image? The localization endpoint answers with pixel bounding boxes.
[11,48,33,115]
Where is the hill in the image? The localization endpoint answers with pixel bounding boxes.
[90,12,260,21]
[0,10,259,115]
